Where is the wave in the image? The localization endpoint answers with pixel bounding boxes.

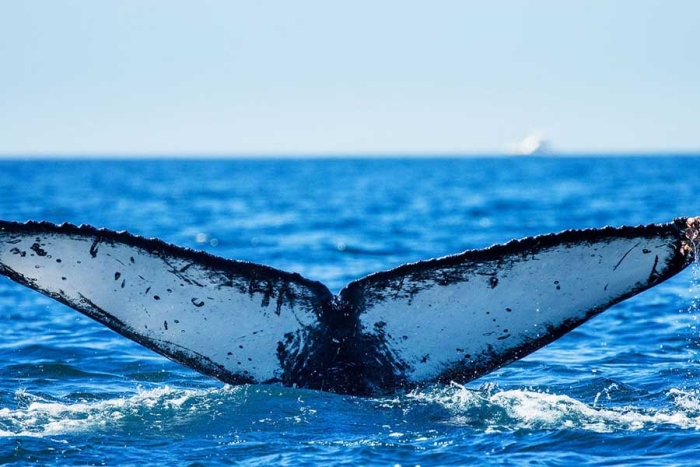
[0,385,221,437]
[403,383,700,433]
[2,383,700,439]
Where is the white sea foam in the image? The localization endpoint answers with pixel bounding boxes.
[406,384,700,432]
[4,382,700,438]
[0,386,222,437]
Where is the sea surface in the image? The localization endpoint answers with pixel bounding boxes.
[1,155,700,466]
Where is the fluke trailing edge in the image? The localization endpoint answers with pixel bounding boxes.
[0,218,698,396]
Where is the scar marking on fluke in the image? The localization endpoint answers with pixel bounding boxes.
[613,243,640,271]
[89,238,101,258]
[30,242,48,257]
[10,248,26,257]
[648,255,661,282]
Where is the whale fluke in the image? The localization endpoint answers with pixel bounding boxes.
[0,218,697,395]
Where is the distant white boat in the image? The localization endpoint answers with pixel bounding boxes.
[509,133,551,155]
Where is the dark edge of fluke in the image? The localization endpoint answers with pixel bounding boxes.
[0,219,334,300]
[341,217,694,296]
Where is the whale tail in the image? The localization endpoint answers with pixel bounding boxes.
[0,218,696,395]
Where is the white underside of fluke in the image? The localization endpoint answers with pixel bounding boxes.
[0,225,328,384]
[351,235,678,382]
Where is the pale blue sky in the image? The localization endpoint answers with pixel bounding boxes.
[1,1,698,155]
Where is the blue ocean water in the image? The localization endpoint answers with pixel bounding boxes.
[1,156,700,466]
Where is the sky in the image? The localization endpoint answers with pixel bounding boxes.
[1,1,699,156]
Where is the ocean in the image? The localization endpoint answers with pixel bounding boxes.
[1,156,700,466]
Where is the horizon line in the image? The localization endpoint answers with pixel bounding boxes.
[0,150,699,160]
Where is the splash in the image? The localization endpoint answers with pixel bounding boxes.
[0,384,328,438]
[0,386,229,437]
[404,383,700,433]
